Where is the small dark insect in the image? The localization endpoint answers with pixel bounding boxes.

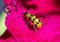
[23,12,42,30]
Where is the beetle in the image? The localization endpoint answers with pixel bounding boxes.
[23,12,42,30]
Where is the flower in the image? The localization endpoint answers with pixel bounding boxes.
[1,0,60,42]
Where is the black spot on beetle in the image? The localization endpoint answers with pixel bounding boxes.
[33,18,35,21]
[38,20,40,22]
[36,22,39,24]
[29,17,31,20]
[35,24,37,26]
[31,15,33,17]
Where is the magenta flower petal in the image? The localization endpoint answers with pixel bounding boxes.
[3,0,60,42]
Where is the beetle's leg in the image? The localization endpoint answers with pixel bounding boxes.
[32,25,38,32]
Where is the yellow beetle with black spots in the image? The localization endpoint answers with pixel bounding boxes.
[25,12,42,29]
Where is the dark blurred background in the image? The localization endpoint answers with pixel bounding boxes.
[0,0,4,16]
